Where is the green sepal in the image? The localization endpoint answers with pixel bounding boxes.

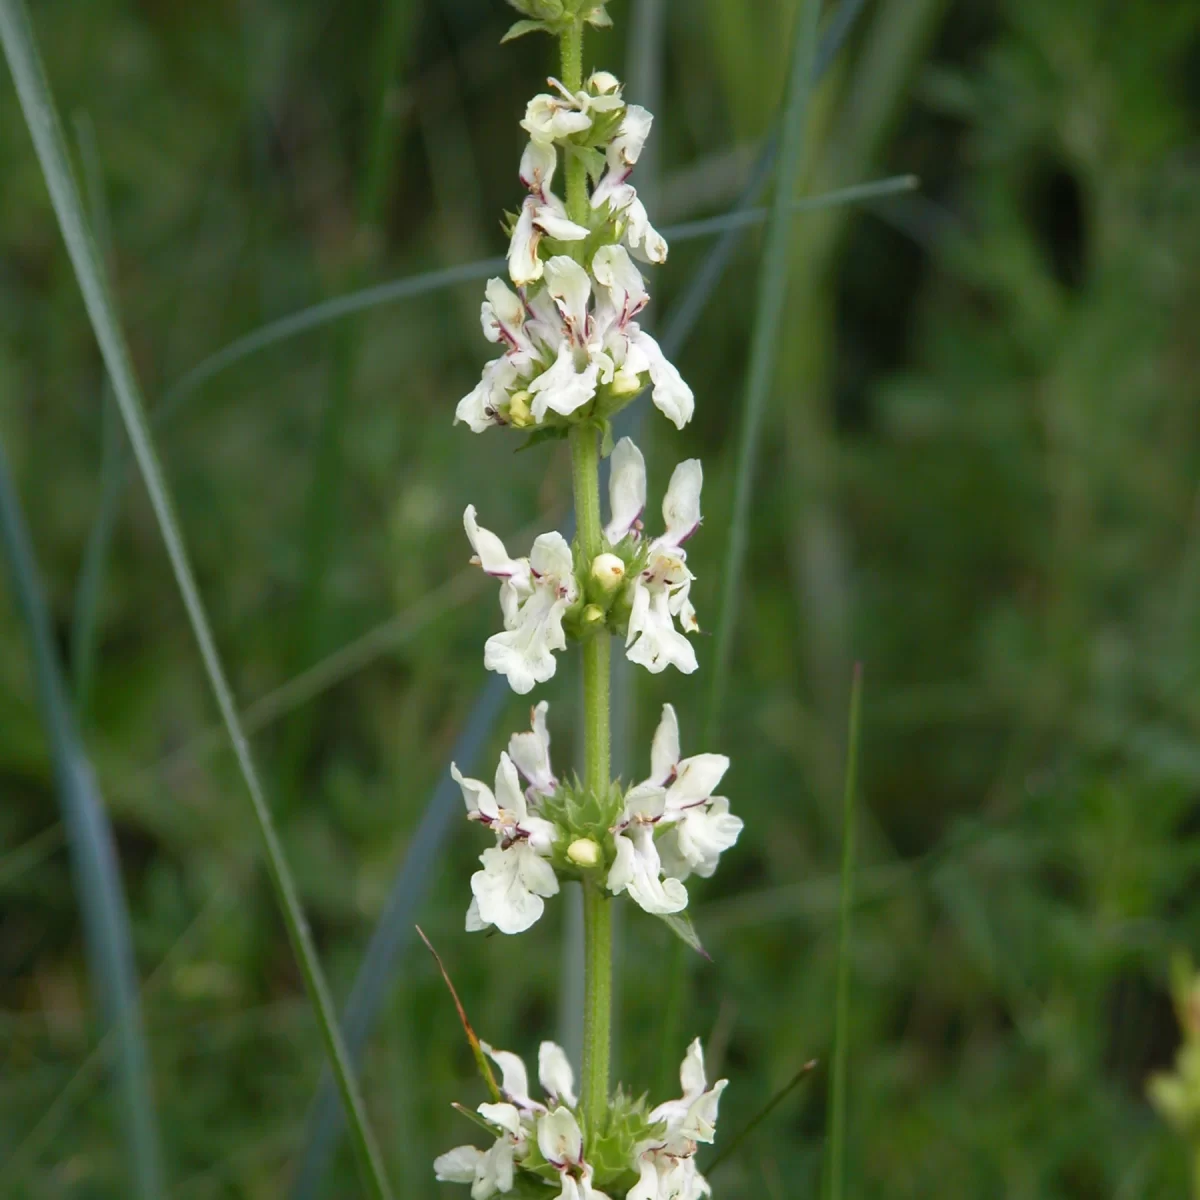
[539,775,626,874]
[598,418,614,458]
[656,910,711,960]
[584,107,625,152]
[588,1087,667,1188]
[566,141,608,183]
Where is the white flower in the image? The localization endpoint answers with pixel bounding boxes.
[455,751,560,935]
[434,1043,589,1198]
[591,105,667,265]
[627,1151,709,1200]
[587,70,622,98]
[627,1040,727,1200]
[606,783,688,915]
[650,1039,728,1145]
[454,752,557,851]
[643,705,742,882]
[481,1043,543,1115]
[456,355,522,433]
[537,1108,610,1200]
[508,700,558,801]
[467,842,559,935]
[522,87,594,145]
[509,137,588,287]
[627,326,693,429]
[527,256,614,421]
[611,452,702,675]
[433,1141,517,1200]
[509,195,589,287]
[591,247,693,429]
[604,436,646,544]
[464,506,580,694]
[538,1042,578,1108]
[434,1097,527,1200]
[538,1106,583,1168]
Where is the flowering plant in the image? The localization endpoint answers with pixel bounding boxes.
[435,4,741,1196]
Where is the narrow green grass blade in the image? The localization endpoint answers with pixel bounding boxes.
[705,1057,819,1176]
[0,5,393,1197]
[825,664,864,1200]
[158,256,507,422]
[705,0,822,744]
[0,444,164,1199]
[666,175,918,241]
[157,180,913,429]
[70,112,122,717]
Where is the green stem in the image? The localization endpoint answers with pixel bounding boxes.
[561,21,588,228]
[570,422,613,1133]
[561,16,612,1135]
[581,881,613,1131]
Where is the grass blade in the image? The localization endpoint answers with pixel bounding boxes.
[416,926,502,1103]
[666,175,917,242]
[69,112,122,716]
[290,677,510,1200]
[0,444,164,1198]
[158,256,507,422]
[705,0,823,743]
[0,5,393,1196]
[825,664,864,1200]
[704,1057,819,1176]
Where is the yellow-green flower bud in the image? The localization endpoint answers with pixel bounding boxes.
[590,553,625,592]
[583,603,605,625]
[508,390,534,428]
[567,837,602,868]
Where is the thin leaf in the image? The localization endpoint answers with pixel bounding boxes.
[157,256,506,423]
[665,174,918,242]
[705,1058,819,1176]
[0,444,164,1199]
[452,1102,505,1136]
[0,4,393,1197]
[824,664,865,1200]
[416,926,502,1103]
[705,0,823,743]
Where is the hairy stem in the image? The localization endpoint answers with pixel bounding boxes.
[562,14,612,1137]
[561,20,588,228]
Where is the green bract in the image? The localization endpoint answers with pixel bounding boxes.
[503,1,612,42]
[538,775,626,875]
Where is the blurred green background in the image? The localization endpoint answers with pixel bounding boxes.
[3,0,1200,1195]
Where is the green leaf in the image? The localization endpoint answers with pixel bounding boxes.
[501,19,552,43]
[657,910,711,960]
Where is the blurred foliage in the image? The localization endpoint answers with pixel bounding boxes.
[2,0,1199,1196]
